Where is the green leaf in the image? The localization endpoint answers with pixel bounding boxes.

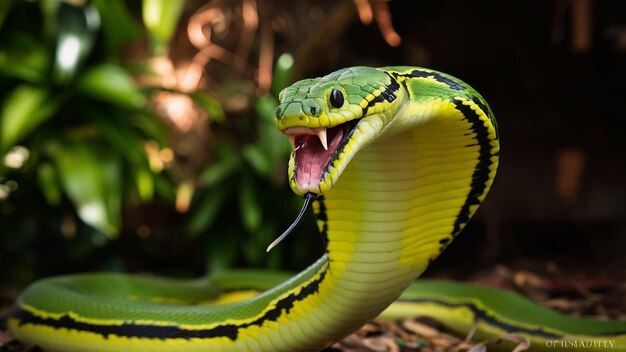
[133,111,168,145]
[191,92,226,124]
[91,113,144,165]
[200,156,240,187]
[47,141,122,237]
[134,168,154,202]
[241,145,271,177]
[153,172,176,201]
[255,95,278,124]
[39,0,61,37]
[188,185,229,236]
[0,33,49,83]
[255,96,290,168]
[1,85,58,153]
[75,64,147,109]
[271,53,294,97]
[37,162,62,206]
[53,2,100,83]
[238,175,261,232]
[92,0,139,56]
[142,0,184,55]
[91,113,155,202]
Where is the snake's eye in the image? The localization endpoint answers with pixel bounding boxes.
[329,89,344,108]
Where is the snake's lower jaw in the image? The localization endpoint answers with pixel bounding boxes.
[285,119,363,196]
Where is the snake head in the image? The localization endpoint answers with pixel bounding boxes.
[275,67,405,196]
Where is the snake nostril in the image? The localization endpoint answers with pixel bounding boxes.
[275,107,282,119]
[310,106,317,115]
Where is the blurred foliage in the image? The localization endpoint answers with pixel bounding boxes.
[0,0,171,286]
[0,0,306,288]
[187,54,301,272]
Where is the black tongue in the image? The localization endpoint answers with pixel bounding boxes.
[266,193,317,252]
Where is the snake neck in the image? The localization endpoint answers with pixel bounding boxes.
[306,100,499,344]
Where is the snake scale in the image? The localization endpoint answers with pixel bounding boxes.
[9,66,626,351]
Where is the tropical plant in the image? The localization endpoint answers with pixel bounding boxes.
[0,0,309,288]
[0,0,175,286]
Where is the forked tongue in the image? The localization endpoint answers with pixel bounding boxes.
[266,192,317,252]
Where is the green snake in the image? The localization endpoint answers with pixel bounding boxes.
[9,67,626,351]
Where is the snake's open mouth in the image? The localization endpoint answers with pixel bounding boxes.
[283,120,359,192]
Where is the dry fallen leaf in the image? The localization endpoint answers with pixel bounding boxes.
[468,334,530,352]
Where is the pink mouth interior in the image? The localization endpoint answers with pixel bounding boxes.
[295,127,344,189]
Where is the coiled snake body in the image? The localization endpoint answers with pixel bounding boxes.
[9,67,626,351]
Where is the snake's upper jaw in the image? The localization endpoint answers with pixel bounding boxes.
[283,119,359,195]
[285,127,328,151]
